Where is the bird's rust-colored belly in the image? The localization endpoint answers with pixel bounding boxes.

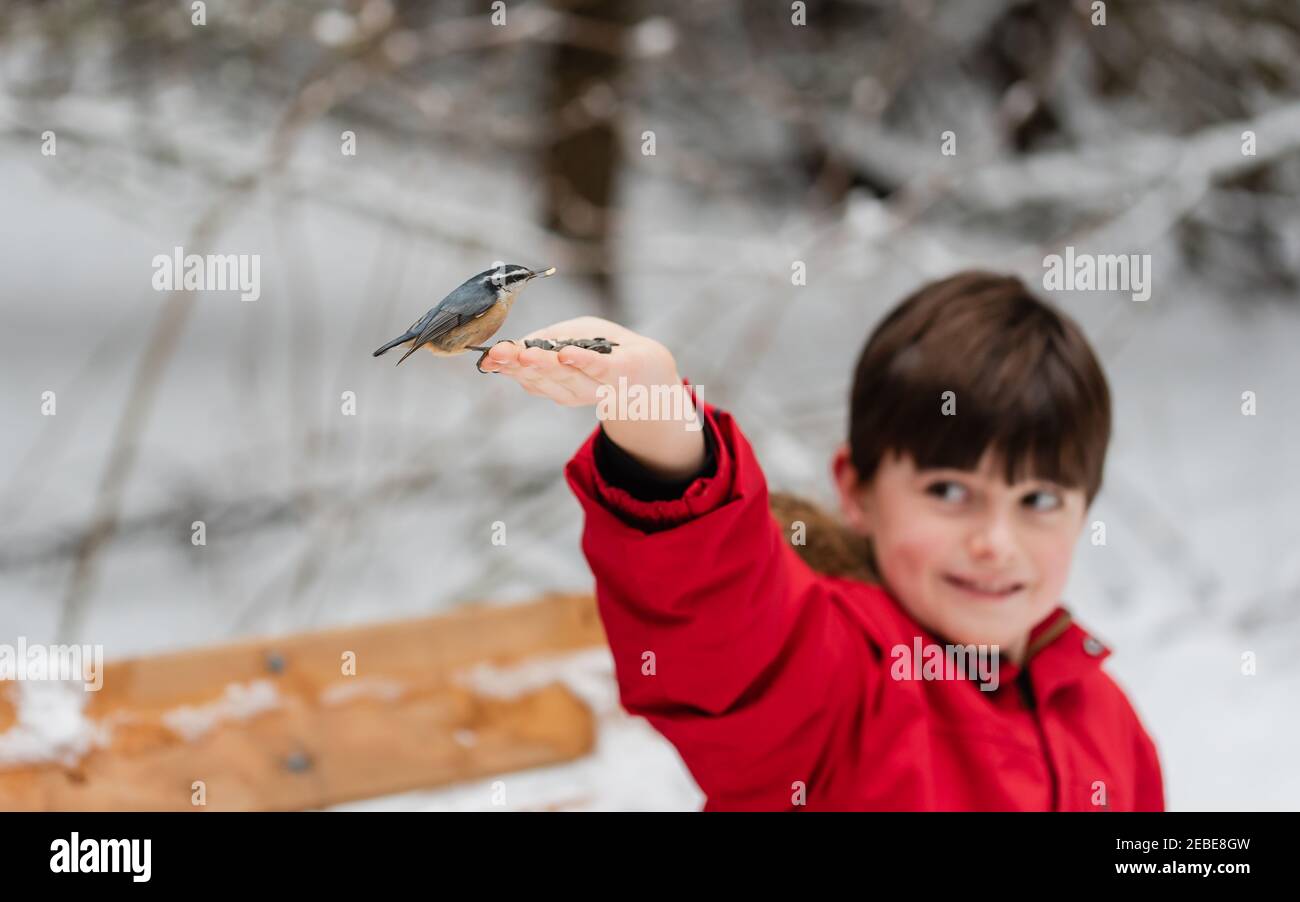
[426,299,512,356]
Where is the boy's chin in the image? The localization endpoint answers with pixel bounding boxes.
[937,626,1019,651]
[928,602,1040,651]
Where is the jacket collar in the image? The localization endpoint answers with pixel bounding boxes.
[997,606,1112,704]
[860,585,1113,705]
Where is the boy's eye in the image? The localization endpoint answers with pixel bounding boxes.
[1023,490,1062,511]
[925,481,968,503]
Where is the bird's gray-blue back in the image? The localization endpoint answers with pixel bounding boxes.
[407,270,500,336]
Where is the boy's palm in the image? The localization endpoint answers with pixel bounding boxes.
[481,316,678,407]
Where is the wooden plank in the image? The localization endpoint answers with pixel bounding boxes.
[0,593,606,811]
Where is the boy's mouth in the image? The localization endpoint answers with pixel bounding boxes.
[942,573,1026,600]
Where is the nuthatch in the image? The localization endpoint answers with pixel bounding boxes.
[372,263,556,372]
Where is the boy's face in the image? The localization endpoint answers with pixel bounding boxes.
[834,446,1089,661]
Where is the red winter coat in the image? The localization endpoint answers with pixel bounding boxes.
[564,389,1166,811]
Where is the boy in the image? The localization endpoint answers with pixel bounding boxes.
[481,271,1164,811]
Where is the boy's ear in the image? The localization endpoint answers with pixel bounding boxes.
[832,443,871,535]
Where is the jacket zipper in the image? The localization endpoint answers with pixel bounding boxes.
[1017,669,1060,811]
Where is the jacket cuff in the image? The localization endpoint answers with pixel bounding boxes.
[594,418,718,501]
[565,380,735,533]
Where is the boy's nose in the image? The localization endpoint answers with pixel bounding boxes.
[965,515,1017,565]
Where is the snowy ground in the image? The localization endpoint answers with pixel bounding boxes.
[1,88,1297,811]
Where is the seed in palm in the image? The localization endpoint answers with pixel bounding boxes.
[523,337,620,354]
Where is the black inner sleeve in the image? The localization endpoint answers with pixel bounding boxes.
[593,422,718,502]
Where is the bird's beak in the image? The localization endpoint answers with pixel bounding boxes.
[528,266,557,280]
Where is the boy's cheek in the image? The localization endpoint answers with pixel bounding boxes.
[875,528,948,605]
[1031,551,1077,610]
[1027,531,1081,596]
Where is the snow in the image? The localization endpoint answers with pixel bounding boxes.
[328,648,704,812]
[160,680,282,743]
[319,677,405,707]
[0,681,109,768]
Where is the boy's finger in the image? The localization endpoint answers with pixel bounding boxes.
[545,366,601,404]
[498,352,599,404]
[556,345,614,383]
[509,361,548,389]
[517,345,563,369]
[521,350,602,391]
[484,341,521,370]
[517,380,552,400]
[504,364,551,395]
[520,345,607,396]
[516,370,582,406]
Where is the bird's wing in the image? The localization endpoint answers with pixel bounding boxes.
[408,287,497,348]
[407,307,463,345]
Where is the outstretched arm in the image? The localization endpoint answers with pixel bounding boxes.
[487,318,879,809]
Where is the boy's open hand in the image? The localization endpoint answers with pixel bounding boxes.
[482,316,707,480]
[480,316,679,407]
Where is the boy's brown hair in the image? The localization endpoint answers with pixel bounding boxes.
[774,270,1112,581]
[849,270,1111,502]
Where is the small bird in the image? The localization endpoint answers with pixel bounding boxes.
[373,263,556,372]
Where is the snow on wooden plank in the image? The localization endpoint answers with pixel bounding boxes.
[0,593,605,810]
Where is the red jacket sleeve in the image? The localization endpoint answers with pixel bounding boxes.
[1133,719,1166,811]
[564,386,877,810]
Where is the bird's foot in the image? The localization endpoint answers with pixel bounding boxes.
[470,339,517,374]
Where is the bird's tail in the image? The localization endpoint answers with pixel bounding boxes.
[372,332,414,357]
[394,341,424,366]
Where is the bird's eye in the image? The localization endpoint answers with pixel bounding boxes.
[925,481,968,503]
